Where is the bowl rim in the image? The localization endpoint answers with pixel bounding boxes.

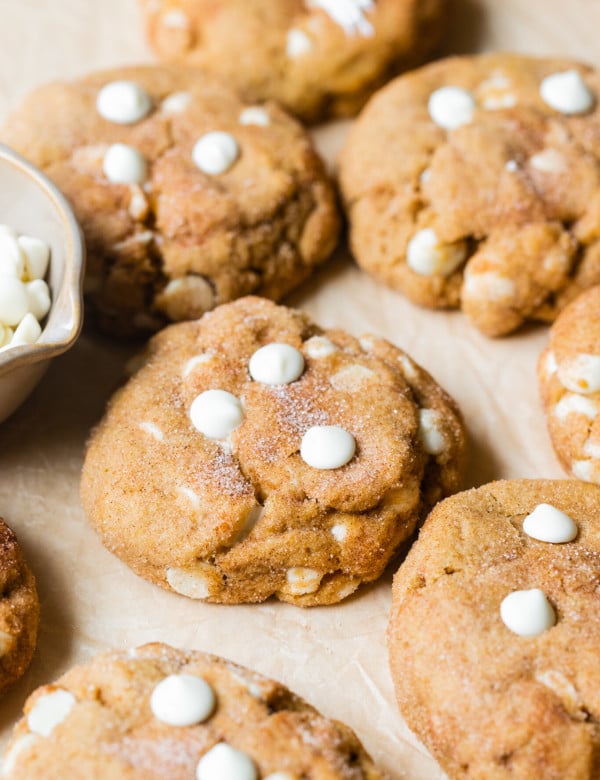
[0,143,85,378]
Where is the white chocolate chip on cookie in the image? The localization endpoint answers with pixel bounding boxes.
[96,81,152,124]
[249,343,305,385]
[301,425,356,469]
[190,390,244,439]
[407,229,467,277]
[500,588,556,637]
[196,743,257,780]
[540,70,594,115]
[27,690,76,737]
[522,503,578,544]
[151,674,215,726]
[192,132,239,175]
[428,86,476,130]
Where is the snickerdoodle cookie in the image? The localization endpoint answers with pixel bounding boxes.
[81,296,466,606]
[0,518,38,696]
[0,66,339,336]
[2,642,386,779]
[389,479,600,780]
[340,54,600,336]
[141,0,445,123]
[539,286,600,484]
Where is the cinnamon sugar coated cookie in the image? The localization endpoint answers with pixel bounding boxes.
[0,66,339,335]
[539,286,600,484]
[388,480,600,780]
[0,518,39,696]
[340,54,600,336]
[1,642,386,778]
[141,0,445,123]
[80,297,466,605]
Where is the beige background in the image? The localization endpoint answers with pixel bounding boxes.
[0,1,596,777]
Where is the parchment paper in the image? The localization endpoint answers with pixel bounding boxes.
[0,1,595,777]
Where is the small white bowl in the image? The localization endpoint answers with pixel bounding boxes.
[0,144,84,423]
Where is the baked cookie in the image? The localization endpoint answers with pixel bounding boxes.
[539,286,600,484]
[340,53,600,337]
[80,296,466,606]
[2,642,386,778]
[141,0,445,123]
[0,518,39,696]
[389,479,600,780]
[0,66,339,336]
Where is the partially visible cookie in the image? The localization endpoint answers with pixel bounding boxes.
[2,642,386,778]
[539,286,600,484]
[80,296,466,606]
[389,480,600,780]
[0,66,339,336]
[0,518,39,696]
[141,0,445,123]
[340,54,600,336]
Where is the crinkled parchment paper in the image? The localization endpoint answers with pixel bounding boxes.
[1,0,596,776]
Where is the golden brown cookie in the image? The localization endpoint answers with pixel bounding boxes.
[80,296,466,606]
[539,286,600,484]
[0,66,339,336]
[2,642,386,779]
[389,479,600,780]
[340,53,600,337]
[141,0,445,123]
[0,518,39,696]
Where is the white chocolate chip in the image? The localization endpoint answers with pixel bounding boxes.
[162,9,189,28]
[418,408,447,456]
[557,354,600,394]
[398,354,418,381]
[150,674,215,726]
[129,186,149,220]
[190,390,244,439]
[0,629,14,657]
[25,280,51,321]
[307,0,375,36]
[572,459,599,483]
[0,277,28,326]
[96,81,152,124]
[505,160,519,172]
[500,588,556,637]
[183,353,215,378]
[177,486,201,510]
[330,364,375,392]
[139,421,164,442]
[304,336,338,358]
[161,91,192,114]
[301,425,356,469]
[540,70,594,115]
[1,733,38,774]
[27,689,76,737]
[462,271,516,302]
[192,132,239,175]
[285,567,322,595]
[583,436,600,459]
[196,743,257,780]
[249,343,305,385]
[159,276,214,321]
[522,503,578,544]
[102,144,147,184]
[530,148,566,173]
[18,236,49,280]
[554,393,598,422]
[264,774,295,780]
[428,86,476,130]
[11,313,41,346]
[239,107,270,127]
[166,563,218,599]
[0,232,24,278]
[331,523,347,542]
[542,350,558,377]
[407,228,467,277]
[286,29,313,58]
[477,72,517,109]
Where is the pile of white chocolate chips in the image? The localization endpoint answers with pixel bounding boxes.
[0,225,50,351]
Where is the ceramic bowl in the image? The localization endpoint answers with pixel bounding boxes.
[0,144,84,423]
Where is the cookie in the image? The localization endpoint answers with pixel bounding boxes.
[0,518,39,696]
[340,53,600,336]
[539,286,600,484]
[388,479,600,780]
[0,66,339,336]
[2,641,385,778]
[80,296,466,606]
[140,0,445,123]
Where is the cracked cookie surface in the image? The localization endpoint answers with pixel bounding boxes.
[0,66,339,336]
[140,0,445,123]
[388,479,600,780]
[539,285,600,484]
[80,296,466,606]
[0,518,39,696]
[340,54,600,336]
[2,642,386,779]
